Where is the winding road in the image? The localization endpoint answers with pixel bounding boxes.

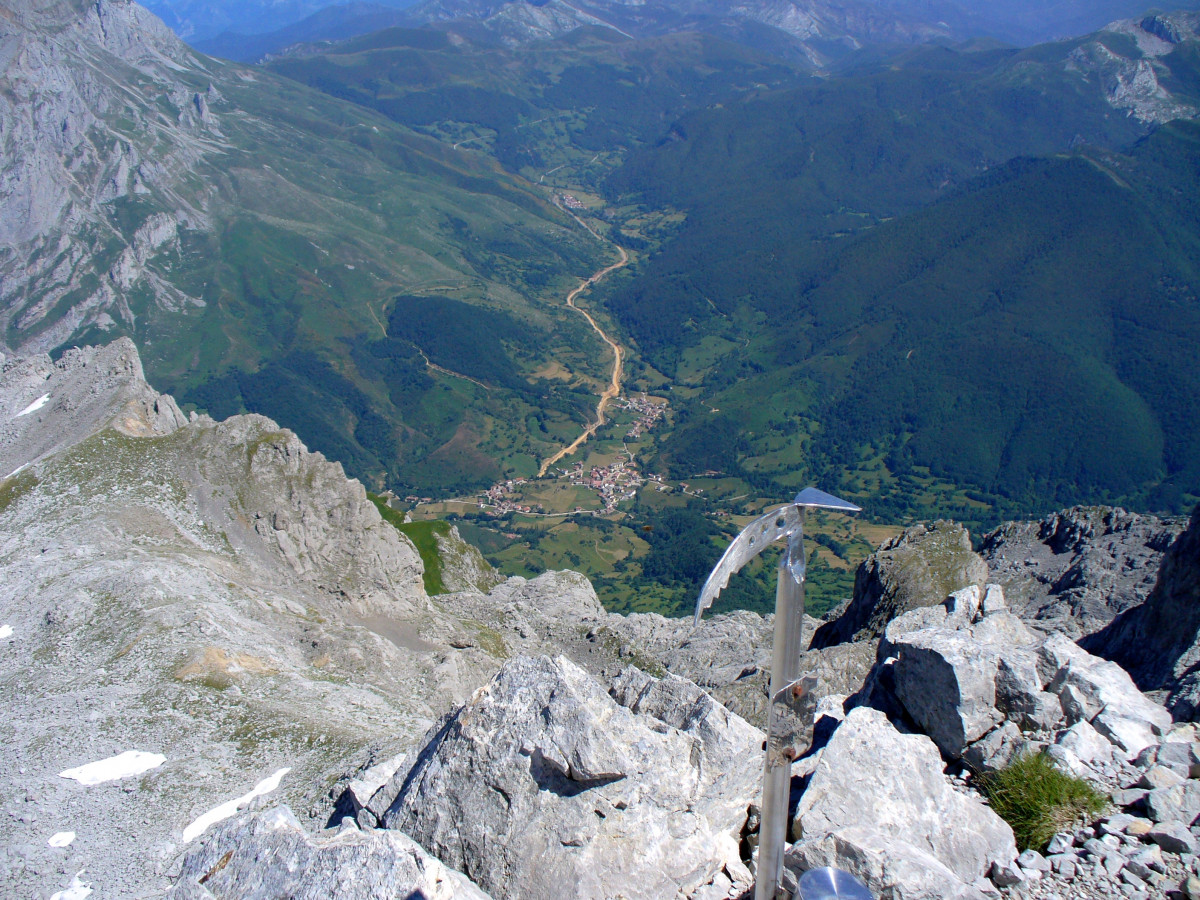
[538,217,630,477]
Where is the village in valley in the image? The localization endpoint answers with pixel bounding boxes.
[477,393,672,516]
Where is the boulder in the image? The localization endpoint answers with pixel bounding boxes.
[1047,656,1172,758]
[1144,781,1200,825]
[888,606,1039,758]
[963,722,1031,774]
[793,708,1016,883]
[891,627,1004,757]
[168,806,492,899]
[786,828,992,900]
[1148,821,1200,854]
[1054,720,1115,770]
[1139,741,1200,778]
[995,650,1064,732]
[813,522,988,647]
[866,582,1171,765]
[377,656,761,900]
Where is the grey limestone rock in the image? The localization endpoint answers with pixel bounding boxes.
[1148,821,1200,855]
[892,625,1006,757]
[1139,740,1200,778]
[962,721,1031,775]
[0,340,520,896]
[435,525,506,593]
[1,0,216,351]
[981,506,1183,640]
[887,598,1041,758]
[379,655,761,900]
[793,707,1017,883]
[1056,720,1116,770]
[1085,504,1200,719]
[813,521,988,647]
[169,805,491,899]
[788,827,993,900]
[859,580,1171,770]
[439,570,821,732]
[1047,654,1172,758]
[0,338,185,476]
[1144,781,1200,825]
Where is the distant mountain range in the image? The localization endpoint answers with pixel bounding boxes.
[142,0,416,42]
[182,0,1200,65]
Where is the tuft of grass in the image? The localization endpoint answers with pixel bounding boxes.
[980,752,1107,852]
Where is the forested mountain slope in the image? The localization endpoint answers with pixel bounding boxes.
[596,15,1200,515]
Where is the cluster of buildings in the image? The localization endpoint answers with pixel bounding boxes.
[565,459,643,512]
[479,478,544,515]
[473,394,671,516]
[616,394,667,441]
[560,193,587,210]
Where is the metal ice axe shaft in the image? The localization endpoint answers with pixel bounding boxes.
[694,488,861,900]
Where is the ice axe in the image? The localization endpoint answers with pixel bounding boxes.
[695,488,861,900]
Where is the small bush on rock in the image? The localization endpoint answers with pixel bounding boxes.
[980,752,1106,851]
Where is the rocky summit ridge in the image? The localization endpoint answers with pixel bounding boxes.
[0,339,776,896]
[2,337,1199,900]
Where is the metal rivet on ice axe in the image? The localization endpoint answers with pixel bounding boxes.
[694,487,861,900]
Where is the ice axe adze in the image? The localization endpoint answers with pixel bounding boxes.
[694,487,861,900]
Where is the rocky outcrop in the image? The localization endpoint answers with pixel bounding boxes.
[436,524,506,593]
[0,337,186,473]
[981,505,1183,640]
[813,520,988,648]
[1086,504,1200,719]
[1081,13,1200,123]
[792,707,1016,889]
[787,828,993,900]
[856,583,1172,775]
[374,655,760,900]
[435,570,781,726]
[0,340,498,897]
[169,805,493,899]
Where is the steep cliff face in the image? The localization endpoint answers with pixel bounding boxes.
[0,0,599,406]
[0,0,218,350]
[982,506,1184,640]
[1086,505,1200,718]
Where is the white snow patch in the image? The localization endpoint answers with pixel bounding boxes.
[50,873,91,900]
[59,750,166,785]
[48,831,76,847]
[0,625,12,640]
[16,393,50,417]
[182,767,291,843]
[4,463,28,479]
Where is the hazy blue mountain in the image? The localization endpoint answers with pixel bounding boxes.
[142,0,417,42]
[875,0,1200,44]
[196,1,415,60]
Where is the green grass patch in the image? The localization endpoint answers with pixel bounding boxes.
[980,752,1107,852]
[0,470,39,515]
[369,493,451,594]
